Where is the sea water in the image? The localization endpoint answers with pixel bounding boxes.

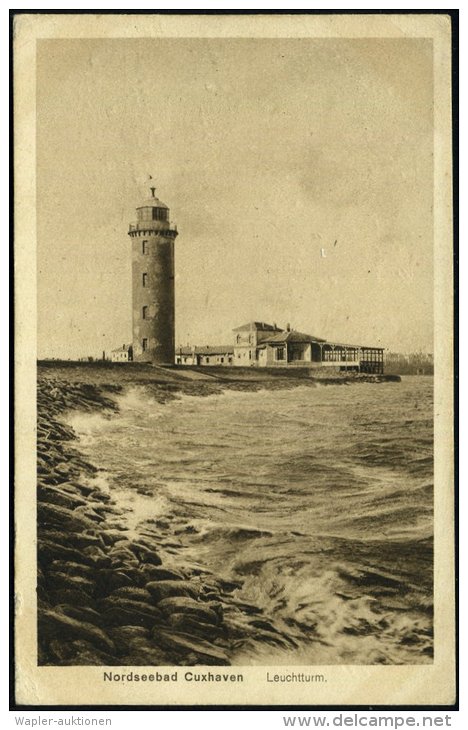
[68,377,433,665]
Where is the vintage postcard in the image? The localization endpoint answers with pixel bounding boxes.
[14,13,455,707]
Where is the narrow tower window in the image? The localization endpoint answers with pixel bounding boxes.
[142,306,148,320]
[152,207,168,221]
[142,338,148,352]
[142,273,148,287]
[142,240,148,254]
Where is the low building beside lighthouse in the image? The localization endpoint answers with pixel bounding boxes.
[110,344,133,363]
[176,321,385,374]
[233,322,284,366]
[255,327,384,373]
[175,345,234,366]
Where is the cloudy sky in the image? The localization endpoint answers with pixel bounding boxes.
[37,37,433,358]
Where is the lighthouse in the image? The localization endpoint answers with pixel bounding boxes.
[128,186,178,364]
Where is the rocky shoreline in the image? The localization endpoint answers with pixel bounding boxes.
[37,374,301,666]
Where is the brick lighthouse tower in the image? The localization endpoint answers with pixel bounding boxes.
[128,185,178,364]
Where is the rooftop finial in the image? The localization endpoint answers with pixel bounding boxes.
[150,186,156,198]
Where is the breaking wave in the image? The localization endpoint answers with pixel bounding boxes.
[68,377,433,664]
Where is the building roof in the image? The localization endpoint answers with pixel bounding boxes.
[262,330,326,344]
[232,321,284,332]
[176,345,234,356]
[196,345,233,355]
[260,331,383,350]
[137,197,169,209]
[324,341,384,351]
[111,345,131,353]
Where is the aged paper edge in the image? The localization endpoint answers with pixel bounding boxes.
[13,12,455,707]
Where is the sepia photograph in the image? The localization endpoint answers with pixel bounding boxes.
[13,12,455,707]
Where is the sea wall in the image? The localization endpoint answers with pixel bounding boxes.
[36,372,299,666]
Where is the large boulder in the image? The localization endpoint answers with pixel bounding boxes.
[152,628,230,665]
[108,545,140,567]
[110,586,153,602]
[122,637,169,665]
[44,571,96,594]
[80,545,112,568]
[49,588,95,607]
[39,608,115,654]
[38,540,90,567]
[130,542,162,566]
[100,597,163,629]
[101,530,128,547]
[61,640,117,666]
[94,568,134,596]
[146,580,199,602]
[156,596,221,625]
[166,612,225,641]
[55,603,106,628]
[139,565,186,582]
[37,503,95,531]
[49,560,95,578]
[41,528,104,550]
[37,485,86,510]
